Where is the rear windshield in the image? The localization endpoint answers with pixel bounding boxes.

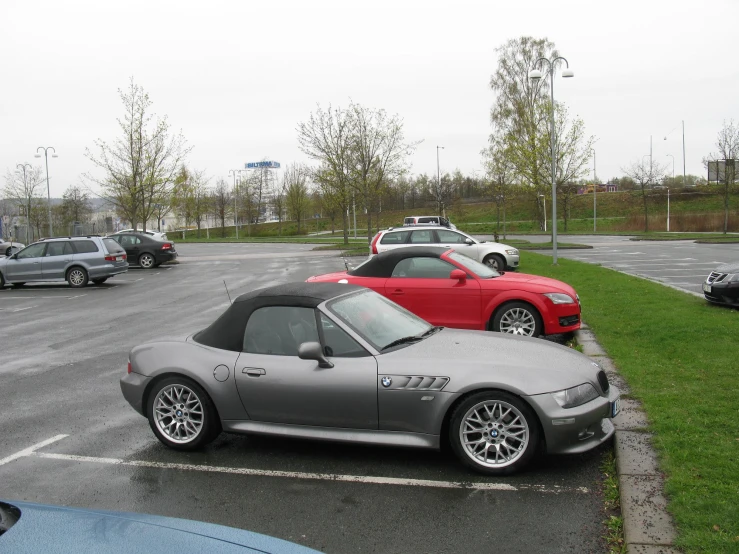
[380,231,411,244]
[417,217,438,224]
[103,238,125,254]
[71,240,99,253]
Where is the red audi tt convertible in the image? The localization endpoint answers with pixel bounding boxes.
[307,246,581,337]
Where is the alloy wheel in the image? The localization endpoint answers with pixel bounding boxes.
[459,400,529,468]
[140,254,154,269]
[69,269,86,287]
[498,307,536,335]
[153,384,204,443]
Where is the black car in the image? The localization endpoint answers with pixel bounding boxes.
[703,262,739,306]
[108,232,177,269]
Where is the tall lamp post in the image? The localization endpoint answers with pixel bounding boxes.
[664,121,686,187]
[436,146,444,216]
[538,194,546,232]
[228,169,240,239]
[529,56,574,265]
[16,163,33,244]
[34,146,57,237]
[666,154,675,232]
[592,148,597,233]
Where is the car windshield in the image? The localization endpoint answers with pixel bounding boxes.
[327,289,432,351]
[448,251,500,278]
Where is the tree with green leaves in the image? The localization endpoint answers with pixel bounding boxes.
[86,78,191,232]
[211,179,232,237]
[283,163,311,235]
[61,185,93,228]
[482,137,515,239]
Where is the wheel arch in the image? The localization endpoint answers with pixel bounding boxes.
[439,387,546,452]
[486,296,545,331]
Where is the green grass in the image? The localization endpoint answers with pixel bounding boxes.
[601,451,626,553]
[520,252,739,553]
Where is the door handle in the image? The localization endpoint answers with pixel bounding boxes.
[243,368,266,377]
[391,289,404,296]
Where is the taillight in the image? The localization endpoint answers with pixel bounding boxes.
[370,232,381,255]
[127,361,132,374]
[161,243,172,250]
[105,253,126,261]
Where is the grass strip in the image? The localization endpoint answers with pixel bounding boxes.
[521,252,739,554]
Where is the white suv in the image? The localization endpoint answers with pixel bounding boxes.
[370,226,519,271]
[112,229,168,241]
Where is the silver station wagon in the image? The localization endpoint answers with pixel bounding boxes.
[0,236,128,288]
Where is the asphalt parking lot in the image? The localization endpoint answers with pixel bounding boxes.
[482,234,739,296]
[0,242,610,553]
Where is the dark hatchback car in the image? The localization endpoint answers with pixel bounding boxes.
[108,232,177,269]
[703,262,739,306]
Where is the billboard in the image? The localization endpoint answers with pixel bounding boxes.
[245,161,280,169]
[708,159,737,182]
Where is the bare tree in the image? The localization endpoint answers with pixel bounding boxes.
[348,103,419,243]
[3,166,45,243]
[272,184,286,236]
[61,185,93,228]
[284,163,311,234]
[623,158,668,232]
[85,78,191,232]
[191,170,211,238]
[703,120,739,233]
[211,179,232,237]
[482,138,515,239]
[297,104,355,244]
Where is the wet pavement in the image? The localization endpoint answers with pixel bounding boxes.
[0,242,609,553]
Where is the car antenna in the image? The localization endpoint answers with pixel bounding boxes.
[223,280,232,304]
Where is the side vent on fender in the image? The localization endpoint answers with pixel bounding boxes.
[391,376,449,391]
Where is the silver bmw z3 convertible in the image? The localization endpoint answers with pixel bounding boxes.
[121,282,620,475]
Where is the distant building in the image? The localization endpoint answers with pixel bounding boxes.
[577,183,618,194]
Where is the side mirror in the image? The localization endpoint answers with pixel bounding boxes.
[464,238,474,245]
[450,269,467,281]
[298,341,334,368]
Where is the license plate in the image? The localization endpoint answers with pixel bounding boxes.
[116,256,123,261]
[610,398,621,418]
[703,283,711,294]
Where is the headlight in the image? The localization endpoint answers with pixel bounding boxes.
[551,383,599,409]
[505,249,518,255]
[543,293,575,304]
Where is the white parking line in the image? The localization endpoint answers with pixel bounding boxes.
[12,306,37,312]
[1,435,589,494]
[0,435,69,466]
[30,452,589,494]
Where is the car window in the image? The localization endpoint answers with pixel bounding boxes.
[391,257,457,278]
[380,230,410,244]
[16,243,46,259]
[243,306,319,356]
[403,217,415,225]
[119,235,141,247]
[103,238,125,254]
[46,242,73,256]
[319,313,368,358]
[409,230,434,243]
[447,251,499,278]
[436,230,468,244]
[417,217,437,224]
[72,240,99,253]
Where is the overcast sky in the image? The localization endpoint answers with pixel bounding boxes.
[1,0,737,198]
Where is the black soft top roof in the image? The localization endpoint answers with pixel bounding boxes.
[348,246,450,278]
[194,282,364,352]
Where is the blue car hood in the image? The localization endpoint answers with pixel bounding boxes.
[1,501,319,554]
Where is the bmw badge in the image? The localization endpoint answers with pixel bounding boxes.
[381,376,392,387]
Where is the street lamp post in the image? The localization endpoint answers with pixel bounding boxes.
[34,146,57,237]
[436,146,444,216]
[665,154,675,233]
[228,169,240,239]
[16,163,33,244]
[664,121,686,187]
[529,56,574,265]
[592,149,597,233]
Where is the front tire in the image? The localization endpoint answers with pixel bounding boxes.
[147,377,221,451]
[66,267,88,288]
[493,301,542,337]
[139,253,155,269]
[449,391,539,475]
[483,254,506,272]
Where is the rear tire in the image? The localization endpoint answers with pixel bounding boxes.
[0,272,5,288]
[66,267,89,288]
[483,254,506,272]
[147,376,221,451]
[139,253,155,269]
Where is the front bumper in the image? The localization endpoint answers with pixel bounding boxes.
[505,254,520,270]
[541,302,581,334]
[527,385,620,455]
[703,280,739,306]
[120,372,151,416]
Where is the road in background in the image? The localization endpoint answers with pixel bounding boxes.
[0,242,610,554]
[476,234,739,297]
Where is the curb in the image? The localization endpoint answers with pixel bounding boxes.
[574,325,680,554]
